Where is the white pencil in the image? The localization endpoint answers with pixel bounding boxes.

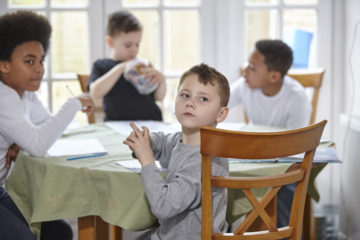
[66,85,76,97]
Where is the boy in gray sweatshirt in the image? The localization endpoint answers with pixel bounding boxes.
[123,63,230,240]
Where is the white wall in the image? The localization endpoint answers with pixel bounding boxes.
[304,1,360,239]
[337,0,360,238]
[338,116,360,239]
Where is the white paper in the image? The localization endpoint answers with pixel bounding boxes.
[47,138,107,157]
[114,160,167,173]
[106,121,181,135]
[106,121,245,136]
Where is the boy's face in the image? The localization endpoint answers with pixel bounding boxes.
[107,30,142,61]
[175,74,228,130]
[243,49,274,89]
[0,41,45,97]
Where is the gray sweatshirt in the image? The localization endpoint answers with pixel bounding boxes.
[140,132,228,240]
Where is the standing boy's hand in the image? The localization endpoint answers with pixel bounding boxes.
[143,64,166,101]
[123,122,155,167]
[143,64,165,85]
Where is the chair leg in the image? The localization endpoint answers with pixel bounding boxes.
[95,216,109,239]
[110,225,122,240]
[303,195,316,240]
[78,216,95,240]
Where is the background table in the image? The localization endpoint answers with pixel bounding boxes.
[6,123,296,239]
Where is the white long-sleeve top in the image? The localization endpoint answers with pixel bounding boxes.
[0,81,82,186]
[228,76,311,130]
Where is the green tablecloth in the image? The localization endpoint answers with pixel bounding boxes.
[6,123,295,236]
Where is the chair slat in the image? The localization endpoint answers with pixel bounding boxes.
[212,169,305,189]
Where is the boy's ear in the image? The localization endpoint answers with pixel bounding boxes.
[269,71,282,83]
[106,36,113,48]
[216,106,229,123]
[0,61,10,73]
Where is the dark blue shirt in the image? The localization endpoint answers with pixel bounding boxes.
[88,59,162,121]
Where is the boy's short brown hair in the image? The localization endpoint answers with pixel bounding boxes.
[107,10,142,37]
[178,63,230,107]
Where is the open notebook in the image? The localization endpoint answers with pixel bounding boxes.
[47,138,107,159]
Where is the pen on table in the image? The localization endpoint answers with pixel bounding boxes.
[67,152,107,161]
[66,85,76,97]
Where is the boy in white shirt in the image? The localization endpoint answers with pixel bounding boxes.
[229,39,312,228]
[123,63,230,239]
[229,39,311,129]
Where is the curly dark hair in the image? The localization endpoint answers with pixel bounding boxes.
[255,39,293,77]
[0,11,51,61]
[107,10,142,36]
[179,63,230,107]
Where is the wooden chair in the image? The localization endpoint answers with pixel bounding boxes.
[287,68,326,240]
[243,68,325,125]
[241,68,326,239]
[287,68,325,124]
[76,74,104,124]
[201,120,327,240]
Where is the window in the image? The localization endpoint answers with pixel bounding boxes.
[2,0,201,124]
[1,0,333,125]
[244,0,318,69]
[4,0,90,126]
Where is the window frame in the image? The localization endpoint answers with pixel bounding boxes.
[103,0,203,78]
[212,0,336,137]
[1,0,339,138]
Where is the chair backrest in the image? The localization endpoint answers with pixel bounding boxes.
[76,74,104,124]
[77,73,89,93]
[200,120,327,240]
[287,68,325,124]
[242,68,325,125]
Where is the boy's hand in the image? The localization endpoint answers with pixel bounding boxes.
[76,93,95,115]
[6,143,21,168]
[143,64,165,85]
[123,122,155,167]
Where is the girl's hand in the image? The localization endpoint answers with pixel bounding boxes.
[6,143,21,168]
[76,93,95,115]
[123,122,155,167]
